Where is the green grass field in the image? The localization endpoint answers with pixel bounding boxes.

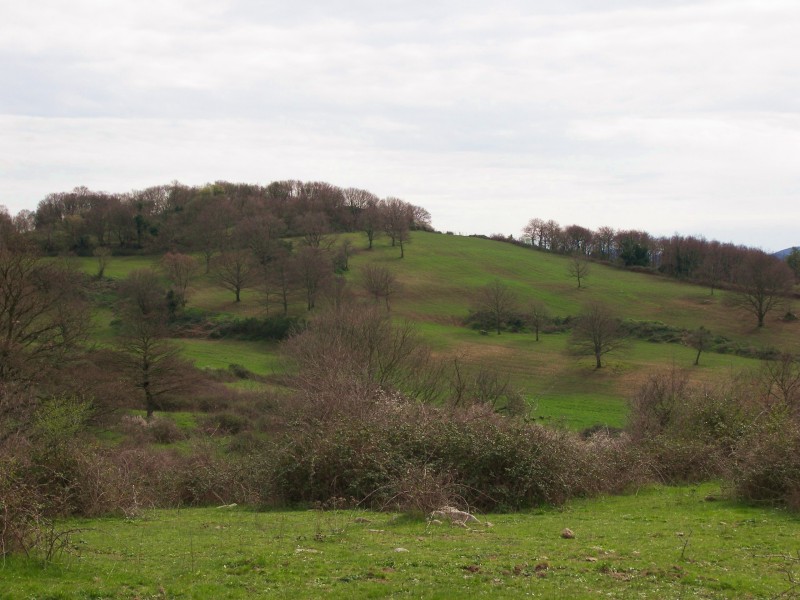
[74,232,798,429]
[5,483,799,599]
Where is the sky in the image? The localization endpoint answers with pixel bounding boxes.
[1,0,799,251]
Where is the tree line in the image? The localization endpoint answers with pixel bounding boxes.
[2,180,432,257]
[521,217,799,285]
[521,217,797,327]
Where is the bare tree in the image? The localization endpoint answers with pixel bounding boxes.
[161,252,197,308]
[760,353,800,411]
[569,302,626,369]
[118,268,166,316]
[191,203,228,273]
[360,264,400,310]
[215,250,255,302]
[472,279,519,335]
[730,251,794,327]
[268,246,296,316]
[0,243,89,382]
[239,212,287,266]
[684,326,713,366]
[593,226,616,260]
[115,273,193,419]
[92,246,112,279]
[115,311,191,419]
[283,303,441,413]
[447,356,517,411]
[567,254,590,288]
[357,199,383,250]
[343,187,378,231]
[294,246,332,310]
[526,302,549,342]
[297,211,331,248]
[333,239,354,273]
[382,198,412,257]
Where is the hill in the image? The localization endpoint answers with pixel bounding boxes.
[774,246,799,259]
[77,231,799,429]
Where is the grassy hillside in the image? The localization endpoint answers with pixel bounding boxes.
[75,232,798,429]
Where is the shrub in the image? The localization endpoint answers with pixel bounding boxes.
[148,417,185,444]
[627,370,757,483]
[211,316,303,341]
[271,401,643,511]
[730,413,800,509]
[200,411,249,435]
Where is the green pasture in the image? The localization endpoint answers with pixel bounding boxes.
[5,483,799,599]
[174,339,283,377]
[74,232,797,429]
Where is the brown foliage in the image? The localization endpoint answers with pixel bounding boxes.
[569,302,626,369]
[282,303,442,416]
[0,245,89,383]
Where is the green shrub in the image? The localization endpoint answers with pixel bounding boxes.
[211,316,304,341]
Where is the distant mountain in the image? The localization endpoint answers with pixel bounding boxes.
[774,247,799,259]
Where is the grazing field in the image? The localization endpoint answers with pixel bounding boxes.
[4,484,799,599]
[74,232,798,429]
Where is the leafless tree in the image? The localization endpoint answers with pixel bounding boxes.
[283,303,441,413]
[382,198,412,257]
[472,279,519,335]
[161,252,197,308]
[294,246,332,310]
[569,302,626,369]
[239,212,287,265]
[268,246,296,316]
[360,264,400,310]
[760,353,800,411]
[215,250,255,302]
[593,226,616,260]
[447,356,516,411]
[522,218,545,247]
[568,254,590,288]
[93,246,112,279]
[343,187,378,230]
[729,251,794,327]
[527,302,549,342]
[297,211,331,249]
[357,200,383,250]
[0,243,89,383]
[333,238,354,273]
[118,268,165,316]
[114,270,197,418]
[191,203,228,273]
[684,326,713,366]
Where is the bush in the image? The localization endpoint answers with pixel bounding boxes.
[200,411,249,435]
[211,316,304,341]
[627,370,757,483]
[730,414,800,509]
[148,418,185,444]
[271,402,644,511]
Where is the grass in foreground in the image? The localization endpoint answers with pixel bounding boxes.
[4,484,799,599]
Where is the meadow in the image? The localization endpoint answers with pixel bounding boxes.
[75,231,798,430]
[4,484,799,599]
[6,231,799,599]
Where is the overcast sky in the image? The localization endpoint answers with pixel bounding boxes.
[1,0,798,250]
